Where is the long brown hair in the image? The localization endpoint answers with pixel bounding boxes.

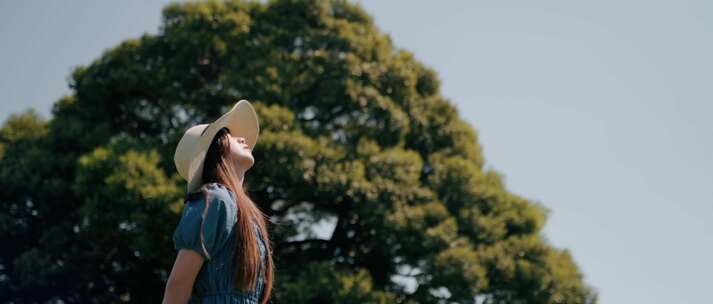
[200,127,274,304]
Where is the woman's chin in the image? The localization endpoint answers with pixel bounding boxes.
[238,154,255,168]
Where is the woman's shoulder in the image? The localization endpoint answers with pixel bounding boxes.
[202,182,237,202]
[185,182,236,205]
[181,182,238,226]
[174,182,238,259]
[178,182,237,226]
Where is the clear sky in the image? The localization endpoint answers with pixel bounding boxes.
[1,1,711,303]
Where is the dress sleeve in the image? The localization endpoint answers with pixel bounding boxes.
[173,188,237,260]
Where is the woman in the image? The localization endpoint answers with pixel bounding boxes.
[163,100,274,304]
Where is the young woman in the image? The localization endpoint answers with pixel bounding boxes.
[163,100,274,304]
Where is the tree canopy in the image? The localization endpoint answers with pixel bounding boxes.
[0,0,598,303]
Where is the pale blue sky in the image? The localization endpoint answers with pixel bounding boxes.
[1,1,711,303]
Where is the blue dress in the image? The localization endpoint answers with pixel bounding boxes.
[173,182,267,304]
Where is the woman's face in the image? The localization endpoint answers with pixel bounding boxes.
[228,134,254,170]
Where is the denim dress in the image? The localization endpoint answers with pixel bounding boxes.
[173,182,266,304]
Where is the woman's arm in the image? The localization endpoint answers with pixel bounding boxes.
[162,249,205,304]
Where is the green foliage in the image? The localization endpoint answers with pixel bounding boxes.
[0,0,597,303]
[277,261,396,304]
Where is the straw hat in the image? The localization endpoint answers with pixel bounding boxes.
[174,99,260,193]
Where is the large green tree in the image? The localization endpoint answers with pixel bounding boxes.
[0,0,598,303]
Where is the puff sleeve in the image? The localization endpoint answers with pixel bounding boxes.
[172,187,237,260]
